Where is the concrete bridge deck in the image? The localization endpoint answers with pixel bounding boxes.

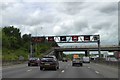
[53,45,120,51]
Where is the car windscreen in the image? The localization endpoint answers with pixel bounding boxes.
[41,57,54,61]
[29,58,38,60]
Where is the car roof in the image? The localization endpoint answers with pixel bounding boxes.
[29,57,39,60]
[43,55,56,58]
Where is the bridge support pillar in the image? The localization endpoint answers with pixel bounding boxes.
[85,50,89,57]
[98,37,101,59]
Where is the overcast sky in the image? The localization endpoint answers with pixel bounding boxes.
[1,0,119,46]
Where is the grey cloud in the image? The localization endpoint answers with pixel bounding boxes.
[73,18,89,32]
[1,3,14,10]
[92,22,111,31]
[56,2,85,15]
[97,2,118,14]
[53,17,89,35]
[1,3,57,27]
[1,2,118,45]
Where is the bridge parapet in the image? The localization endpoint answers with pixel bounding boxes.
[54,45,120,48]
[53,45,120,51]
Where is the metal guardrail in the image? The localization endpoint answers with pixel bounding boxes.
[2,60,27,66]
[92,60,119,67]
[59,45,120,48]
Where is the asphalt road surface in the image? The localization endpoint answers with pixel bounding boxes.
[2,61,118,78]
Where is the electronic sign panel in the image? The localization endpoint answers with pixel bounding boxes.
[60,36,66,41]
[32,37,45,43]
[72,36,78,42]
[48,37,54,42]
[93,36,98,41]
[84,36,90,41]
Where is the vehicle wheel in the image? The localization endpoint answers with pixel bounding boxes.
[80,63,83,66]
[57,66,59,69]
[28,63,30,66]
[54,66,57,70]
[40,67,43,70]
[72,63,74,66]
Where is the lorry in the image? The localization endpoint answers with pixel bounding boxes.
[72,54,83,66]
[73,54,79,58]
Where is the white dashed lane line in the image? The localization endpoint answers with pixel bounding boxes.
[88,67,91,69]
[95,71,99,74]
[27,69,32,72]
[61,70,65,73]
[87,66,100,74]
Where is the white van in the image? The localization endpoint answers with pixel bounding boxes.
[83,57,90,63]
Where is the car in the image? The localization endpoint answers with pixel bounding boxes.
[40,55,59,70]
[72,58,83,66]
[82,57,90,63]
[62,58,68,62]
[28,57,40,66]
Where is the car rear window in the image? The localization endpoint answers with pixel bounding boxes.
[29,58,38,60]
[41,57,53,60]
[41,57,55,61]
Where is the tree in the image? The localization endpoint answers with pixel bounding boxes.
[2,26,59,60]
[22,34,31,51]
[2,26,22,49]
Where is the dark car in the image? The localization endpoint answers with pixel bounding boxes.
[72,58,83,66]
[40,56,59,70]
[28,57,40,66]
[62,58,68,62]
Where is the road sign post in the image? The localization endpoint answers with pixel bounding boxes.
[98,35,101,59]
[98,40,101,59]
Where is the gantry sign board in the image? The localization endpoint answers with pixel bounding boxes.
[31,35,100,43]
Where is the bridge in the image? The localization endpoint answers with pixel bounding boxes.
[53,45,120,51]
[51,45,120,60]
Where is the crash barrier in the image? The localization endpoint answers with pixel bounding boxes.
[92,59,119,67]
[2,60,27,66]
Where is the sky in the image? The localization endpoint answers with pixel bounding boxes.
[1,0,119,48]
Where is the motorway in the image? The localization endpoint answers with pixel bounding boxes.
[2,61,118,78]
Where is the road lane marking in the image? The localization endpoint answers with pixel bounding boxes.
[95,71,99,74]
[61,70,64,73]
[88,67,91,69]
[27,69,32,72]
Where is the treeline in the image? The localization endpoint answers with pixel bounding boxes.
[2,26,58,60]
